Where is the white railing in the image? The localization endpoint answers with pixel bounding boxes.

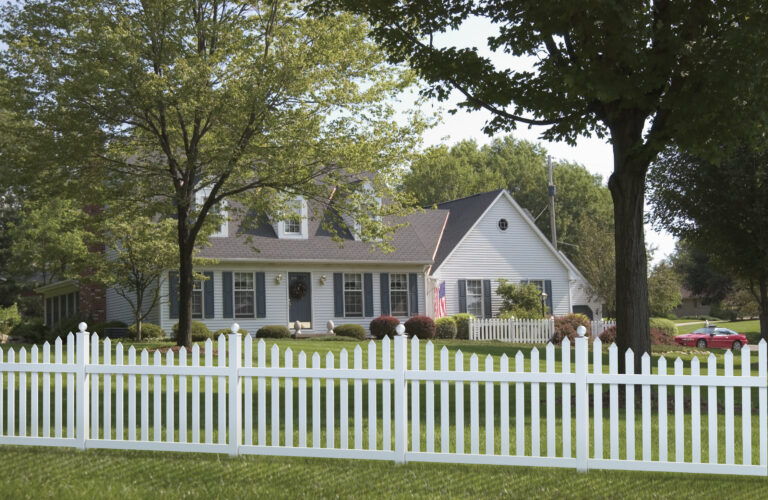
[591,319,616,338]
[0,323,766,475]
[469,317,554,342]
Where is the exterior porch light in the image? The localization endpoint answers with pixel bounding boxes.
[275,273,282,285]
[319,274,327,285]
[540,291,548,318]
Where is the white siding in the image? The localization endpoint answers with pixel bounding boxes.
[432,194,572,317]
[569,277,603,320]
[106,284,161,327]
[157,264,427,336]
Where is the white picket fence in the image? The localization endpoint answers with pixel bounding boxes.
[469,317,616,342]
[0,323,766,476]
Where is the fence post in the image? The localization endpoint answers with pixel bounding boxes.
[76,322,89,450]
[393,325,407,464]
[575,325,588,471]
[228,325,242,457]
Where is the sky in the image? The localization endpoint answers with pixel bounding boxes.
[406,17,677,264]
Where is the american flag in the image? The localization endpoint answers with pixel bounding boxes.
[434,281,447,318]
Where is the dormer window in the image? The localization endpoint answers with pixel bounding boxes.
[284,217,301,234]
[276,196,308,239]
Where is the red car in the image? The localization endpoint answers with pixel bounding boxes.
[674,326,748,350]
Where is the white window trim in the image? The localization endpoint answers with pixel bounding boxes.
[192,279,204,319]
[465,279,484,318]
[343,272,363,318]
[277,197,308,239]
[390,273,410,317]
[234,271,256,319]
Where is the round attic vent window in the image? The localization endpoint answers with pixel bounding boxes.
[498,218,509,231]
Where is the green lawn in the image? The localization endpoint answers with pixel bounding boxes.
[0,445,766,499]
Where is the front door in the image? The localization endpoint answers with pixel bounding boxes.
[288,272,312,328]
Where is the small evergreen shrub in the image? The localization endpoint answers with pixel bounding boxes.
[435,317,457,339]
[128,323,166,340]
[550,314,591,345]
[649,317,678,337]
[172,321,213,342]
[10,318,48,342]
[404,315,436,339]
[451,313,475,340]
[370,315,400,339]
[213,327,249,337]
[334,324,367,340]
[256,325,291,338]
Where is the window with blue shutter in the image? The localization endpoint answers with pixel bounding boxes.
[169,271,179,319]
[458,279,467,313]
[222,271,233,318]
[256,272,266,318]
[408,273,419,315]
[203,271,214,318]
[364,273,374,317]
[545,280,553,315]
[380,273,390,316]
[483,279,492,318]
[333,273,344,317]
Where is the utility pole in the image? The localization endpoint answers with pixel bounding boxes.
[548,155,557,249]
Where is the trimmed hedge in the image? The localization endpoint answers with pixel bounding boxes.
[172,321,213,342]
[128,323,166,340]
[452,313,474,340]
[213,327,249,337]
[404,315,436,339]
[435,317,457,339]
[256,325,291,339]
[370,316,400,339]
[649,317,678,337]
[550,314,591,345]
[334,324,367,340]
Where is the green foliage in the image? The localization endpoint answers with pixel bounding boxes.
[648,262,683,317]
[333,324,367,340]
[213,328,249,337]
[649,318,678,337]
[550,314,591,345]
[172,321,212,342]
[404,315,436,339]
[9,317,47,342]
[721,284,760,319]
[451,313,474,340]
[370,316,400,339]
[435,317,457,339]
[0,302,21,335]
[256,325,292,339]
[128,323,166,340]
[496,280,546,319]
[669,239,732,305]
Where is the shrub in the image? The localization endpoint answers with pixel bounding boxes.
[496,280,546,318]
[53,314,89,339]
[404,315,436,339]
[598,326,676,346]
[334,324,367,340]
[649,317,678,337]
[213,327,249,337]
[128,323,167,340]
[370,315,400,339]
[550,314,591,345]
[451,313,475,340]
[256,325,291,338]
[0,303,22,335]
[10,318,48,342]
[172,321,213,342]
[435,317,457,339]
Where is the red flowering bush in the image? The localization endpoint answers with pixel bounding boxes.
[404,315,436,339]
[549,314,591,345]
[370,315,400,339]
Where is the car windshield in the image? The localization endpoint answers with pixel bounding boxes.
[692,327,716,334]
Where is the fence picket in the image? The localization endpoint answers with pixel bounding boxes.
[741,347,751,466]
[382,336,390,451]
[592,339,601,460]
[411,337,420,453]
[470,354,479,455]
[759,340,767,467]
[724,350,734,465]
[312,352,321,448]
[708,354,718,464]
[42,343,50,438]
[455,350,464,454]
[298,351,307,448]
[153,350,161,442]
[244,336,252,446]
[90,335,98,440]
[658,356,668,462]
[285,348,294,448]
[369,341,377,450]
[340,349,348,450]
[31,345,38,438]
[103,339,111,441]
[485,355,494,455]
[625,349,635,461]
[7,349,14,436]
[128,347,136,441]
[272,344,280,447]
[500,354,509,456]
[191,344,200,444]
[609,344,618,460]
[546,343,555,458]
[257,339,265,447]
[515,351,524,456]
[19,348,26,438]
[531,347,540,457]
[218,335,227,445]
[326,351,335,449]
[166,350,174,442]
[674,357,684,462]
[562,338,571,459]
[55,338,63,439]
[179,347,187,443]
[67,333,75,439]
[426,341,434,453]
[691,357,701,463]
[641,353,650,462]
[441,346,449,454]
[354,346,362,450]
[205,340,213,444]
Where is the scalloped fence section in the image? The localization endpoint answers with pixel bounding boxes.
[0,327,765,475]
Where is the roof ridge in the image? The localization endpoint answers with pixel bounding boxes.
[432,188,505,208]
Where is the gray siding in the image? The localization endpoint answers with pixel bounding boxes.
[432,195,572,317]
[106,283,160,327]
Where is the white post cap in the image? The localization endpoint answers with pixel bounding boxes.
[576,325,587,337]
[231,323,240,333]
[78,322,88,333]
[395,324,405,336]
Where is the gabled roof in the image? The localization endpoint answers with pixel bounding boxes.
[431,189,505,270]
[199,203,449,264]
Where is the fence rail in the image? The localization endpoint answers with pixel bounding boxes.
[469,318,615,342]
[0,323,765,476]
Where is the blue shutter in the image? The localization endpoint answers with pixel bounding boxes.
[364,273,374,317]
[169,271,179,319]
[222,271,233,318]
[483,279,492,318]
[380,273,390,316]
[545,280,553,315]
[333,273,344,317]
[203,271,214,318]
[458,279,467,313]
[256,272,266,318]
[408,273,419,315]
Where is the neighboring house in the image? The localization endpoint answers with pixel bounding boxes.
[35,280,106,328]
[672,288,711,318]
[95,188,602,334]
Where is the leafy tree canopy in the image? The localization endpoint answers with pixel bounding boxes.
[496,280,546,319]
[669,239,733,305]
[647,261,682,317]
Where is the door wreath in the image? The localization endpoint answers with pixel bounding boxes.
[289,280,307,300]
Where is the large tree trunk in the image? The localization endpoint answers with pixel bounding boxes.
[608,118,652,372]
[176,206,194,348]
